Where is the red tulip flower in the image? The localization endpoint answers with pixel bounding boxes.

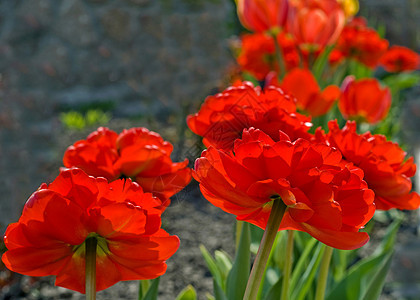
[330,18,389,68]
[316,121,420,210]
[63,127,191,205]
[194,128,375,250]
[237,0,289,32]
[187,82,312,151]
[237,32,300,80]
[287,0,345,51]
[1,168,180,293]
[338,76,391,124]
[280,68,341,117]
[380,45,420,73]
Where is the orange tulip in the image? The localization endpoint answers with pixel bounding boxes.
[380,45,420,73]
[187,81,312,151]
[2,168,180,293]
[287,0,345,51]
[63,127,191,204]
[280,68,341,117]
[338,76,391,124]
[316,121,420,210]
[194,128,375,250]
[237,0,289,32]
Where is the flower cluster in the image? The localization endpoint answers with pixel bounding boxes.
[2,168,180,293]
[63,127,192,206]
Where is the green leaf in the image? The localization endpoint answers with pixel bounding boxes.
[292,243,325,300]
[361,252,393,300]
[214,279,228,300]
[326,251,393,300]
[226,222,251,300]
[200,245,223,289]
[138,280,150,299]
[249,223,264,254]
[143,277,160,300]
[289,237,317,290]
[265,274,283,300]
[175,285,197,300]
[312,45,334,84]
[214,250,233,284]
[373,218,401,255]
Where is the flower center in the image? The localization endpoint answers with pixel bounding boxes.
[72,233,111,258]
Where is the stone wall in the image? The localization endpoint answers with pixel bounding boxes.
[0,0,234,229]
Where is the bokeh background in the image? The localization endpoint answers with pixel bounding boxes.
[0,0,419,299]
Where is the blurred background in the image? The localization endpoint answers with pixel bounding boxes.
[0,0,419,299]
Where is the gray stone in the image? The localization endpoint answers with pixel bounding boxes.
[54,0,98,47]
[101,8,132,42]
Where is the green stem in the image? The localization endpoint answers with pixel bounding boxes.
[281,230,294,300]
[244,199,287,300]
[236,221,244,251]
[85,237,97,300]
[270,32,286,80]
[315,246,333,300]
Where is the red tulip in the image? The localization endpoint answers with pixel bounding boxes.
[237,0,289,32]
[330,17,389,68]
[194,128,375,250]
[380,45,420,73]
[280,68,341,117]
[187,82,312,151]
[63,127,191,204]
[237,32,300,80]
[287,0,345,51]
[339,76,391,124]
[316,120,420,210]
[1,168,180,293]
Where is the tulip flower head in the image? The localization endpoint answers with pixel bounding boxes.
[280,68,341,117]
[187,82,312,151]
[1,168,180,293]
[63,127,192,206]
[194,128,375,250]
[380,45,420,73]
[237,0,289,32]
[316,121,420,210]
[338,76,391,124]
[287,0,345,51]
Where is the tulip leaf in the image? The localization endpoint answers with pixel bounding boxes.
[226,222,251,300]
[360,252,393,300]
[200,245,223,289]
[289,237,318,290]
[213,279,228,300]
[265,273,283,300]
[312,45,334,85]
[292,243,325,300]
[142,277,160,300]
[326,251,393,300]
[214,250,233,283]
[175,285,197,300]
[249,223,264,254]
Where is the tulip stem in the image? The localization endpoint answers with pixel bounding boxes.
[315,245,333,300]
[270,32,286,79]
[244,199,287,300]
[85,237,97,300]
[281,230,294,300]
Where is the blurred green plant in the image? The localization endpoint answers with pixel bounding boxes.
[60,109,111,130]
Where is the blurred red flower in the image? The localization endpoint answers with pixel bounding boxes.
[330,17,389,68]
[1,168,179,293]
[338,76,391,124]
[194,128,374,250]
[237,0,289,32]
[287,0,345,51]
[316,121,420,210]
[237,32,299,80]
[63,127,191,205]
[380,45,420,73]
[187,82,312,151]
[280,68,341,117]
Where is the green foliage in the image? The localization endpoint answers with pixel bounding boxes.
[60,109,111,130]
[175,285,197,300]
[139,277,160,300]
